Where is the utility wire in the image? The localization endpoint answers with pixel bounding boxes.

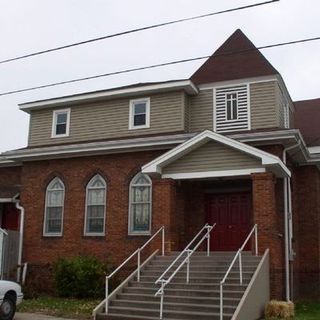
[0,0,279,65]
[0,35,319,97]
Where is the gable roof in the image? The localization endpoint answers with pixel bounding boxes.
[190,29,279,85]
[142,130,290,178]
[294,98,320,147]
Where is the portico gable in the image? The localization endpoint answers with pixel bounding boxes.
[142,130,290,179]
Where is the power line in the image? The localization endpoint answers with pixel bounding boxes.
[0,35,319,97]
[0,0,279,65]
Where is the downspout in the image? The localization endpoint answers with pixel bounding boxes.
[283,141,300,301]
[15,201,25,283]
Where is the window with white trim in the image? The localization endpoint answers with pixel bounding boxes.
[128,173,152,235]
[44,177,65,236]
[52,109,70,137]
[129,98,150,129]
[214,85,250,133]
[85,174,106,236]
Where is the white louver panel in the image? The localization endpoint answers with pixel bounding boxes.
[214,84,250,133]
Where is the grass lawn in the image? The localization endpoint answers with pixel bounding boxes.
[295,302,320,320]
[17,296,101,319]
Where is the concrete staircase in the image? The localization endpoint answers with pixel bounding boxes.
[96,251,262,320]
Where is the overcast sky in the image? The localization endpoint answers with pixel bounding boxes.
[0,0,319,152]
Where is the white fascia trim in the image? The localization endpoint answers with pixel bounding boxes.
[162,168,266,180]
[309,146,320,154]
[19,80,198,113]
[142,130,291,177]
[0,198,15,203]
[3,133,195,160]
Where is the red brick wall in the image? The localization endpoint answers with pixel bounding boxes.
[0,166,21,197]
[252,172,285,299]
[293,165,320,297]
[19,150,176,267]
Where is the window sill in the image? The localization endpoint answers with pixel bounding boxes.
[83,233,105,237]
[129,125,150,130]
[51,134,70,139]
[43,233,63,238]
[128,232,151,236]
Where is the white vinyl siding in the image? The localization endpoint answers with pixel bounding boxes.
[214,85,250,133]
[128,173,152,235]
[43,177,65,236]
[84,175,106,236]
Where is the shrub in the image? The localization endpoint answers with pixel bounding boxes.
[53,256,113,298]
[265,300,295,320]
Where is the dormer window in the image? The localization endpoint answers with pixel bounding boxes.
[214,85,250,133]
[52,109,70,138]
[129,98,150,130]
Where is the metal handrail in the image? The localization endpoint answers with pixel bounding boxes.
[0,228,8,236]
[105,226,165,314]
[219,224,258,320]
[155,223,216,319]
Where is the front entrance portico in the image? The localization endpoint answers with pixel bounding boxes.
[143,130,289,299]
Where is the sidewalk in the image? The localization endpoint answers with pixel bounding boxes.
[15,313,76,320]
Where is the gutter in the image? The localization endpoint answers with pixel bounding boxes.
[282,141,300,301]
[15,201,25,283]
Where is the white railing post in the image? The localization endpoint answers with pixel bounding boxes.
[162,227,165,256]
[105,277,109,314]
[220,283,223,320]
[159,281,165,319]
[186,249,191,283]
[137,249,141,282]
[239,251,243,285]
[207,228,210,257]
[255,225,258,256]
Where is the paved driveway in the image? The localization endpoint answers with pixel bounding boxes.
[15,313,76,320]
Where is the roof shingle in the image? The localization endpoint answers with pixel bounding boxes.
[190,29,279,85]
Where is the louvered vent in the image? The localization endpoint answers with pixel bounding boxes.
[214,85,250,132]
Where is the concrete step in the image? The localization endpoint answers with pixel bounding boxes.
[116,292,240,306]
[144,266,257,273]
[148,260,260,268]
[105,306,233,320]
[123,286,245,298]
[110,299,237,314]
[129,281,247,291]
[141,269,255,278]
[137,275,250,284]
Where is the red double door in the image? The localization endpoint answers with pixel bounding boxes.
[206,192,252,251]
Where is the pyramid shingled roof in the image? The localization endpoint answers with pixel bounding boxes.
[191,29,279,85]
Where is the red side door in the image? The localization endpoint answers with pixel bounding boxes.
[206,192,251,251]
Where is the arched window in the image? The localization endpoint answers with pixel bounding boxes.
[44,177,65,236]
[85,174,107,235]
[128,173,152,235]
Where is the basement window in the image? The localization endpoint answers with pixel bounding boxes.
[129,98,150,130]
[51,109,70,138]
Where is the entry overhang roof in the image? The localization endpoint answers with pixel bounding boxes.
[142,130,291,178]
